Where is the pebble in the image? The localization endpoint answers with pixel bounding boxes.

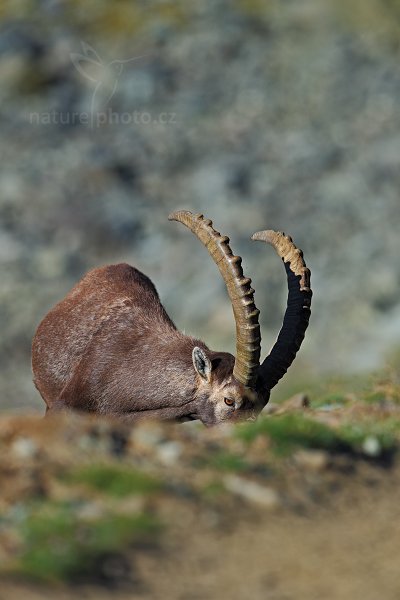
[76,502,104,521]
[362,436,381,457]
[131,426,164,448]
[11,437,38,459]
[156,441,182,466]
[294,449,329,471]
[279,394,310,412]
[223,475,280,509]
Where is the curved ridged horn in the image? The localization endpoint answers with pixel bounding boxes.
[252,230,312,391]
[169,211,261,387]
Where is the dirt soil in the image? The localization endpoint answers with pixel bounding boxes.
[1,403,400,600]
[142,491,400,599]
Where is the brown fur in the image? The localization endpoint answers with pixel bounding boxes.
[32,264,266,426]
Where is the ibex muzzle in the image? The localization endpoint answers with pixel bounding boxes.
[32,211,312,426]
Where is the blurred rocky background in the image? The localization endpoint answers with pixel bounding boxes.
[1,0,400,412]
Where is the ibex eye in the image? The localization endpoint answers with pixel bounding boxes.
[224,397,235,407]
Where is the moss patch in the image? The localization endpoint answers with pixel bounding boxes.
[64,464,162,498]
[338,418,400,452]
[311,393,350,409]
[208,451,248,472]
[201,481,227,499]
[237,413,400,457]
[363,391,388,405]
[237,414,351,456]
[8,502,160,583]
[362,384,400,405]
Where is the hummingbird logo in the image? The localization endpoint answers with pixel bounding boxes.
[70,42,147,126]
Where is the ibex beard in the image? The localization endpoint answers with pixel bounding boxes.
[32,211,312,426]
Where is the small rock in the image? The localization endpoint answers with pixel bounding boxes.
[115,496,146,515]
[294,449,329,471]
[11,437,38,459]
[362,436,381,457]
[157,441,182,466]
[279,393,310,412]
[76,502,104,521]
[223,475,280,509]
[131,426,163,448]
[78,433,108,453]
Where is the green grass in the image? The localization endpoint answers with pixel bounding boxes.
[310,393,350,409]
[11,502,160,583]
[193,450,248,473]
[201,481,227,499]
[237,413,400,457]
[361,384,400,405]
[63,464,162,498]
[339,418,400,452]
[272,370,368,405]
[363,391,388,405]
[207,451,248,472]
[5,463,164,582]
[237,414,351,456]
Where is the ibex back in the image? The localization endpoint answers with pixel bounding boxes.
[32,211,312,426]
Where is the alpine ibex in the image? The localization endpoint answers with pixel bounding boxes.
[32,211,312,426]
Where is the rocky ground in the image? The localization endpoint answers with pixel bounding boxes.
[1,370,400,599]
[1,0,400,410]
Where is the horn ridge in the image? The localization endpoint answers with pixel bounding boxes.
[169,210,261,387]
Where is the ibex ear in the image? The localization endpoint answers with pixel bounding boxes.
[192,347,212,382]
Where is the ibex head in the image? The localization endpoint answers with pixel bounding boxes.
[168,211,312,425]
